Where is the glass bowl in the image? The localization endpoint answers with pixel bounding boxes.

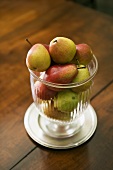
[29,55,98,138]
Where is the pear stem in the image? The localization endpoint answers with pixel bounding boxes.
[25,38,32,46]
[76,58,86,69]
[76,59,80,65]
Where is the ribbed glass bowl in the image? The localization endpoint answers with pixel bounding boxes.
[29,55,98,138]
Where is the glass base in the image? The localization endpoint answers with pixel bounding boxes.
[39,114,85,138]
[24,103,97,149]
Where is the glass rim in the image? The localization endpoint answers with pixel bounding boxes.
[29,54,98,89]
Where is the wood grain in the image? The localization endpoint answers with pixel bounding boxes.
[0,0,113,170]
[12,83,113,170]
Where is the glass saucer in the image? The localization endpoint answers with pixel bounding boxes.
[24,103,97,149]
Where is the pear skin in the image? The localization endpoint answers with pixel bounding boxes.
[34,81,57,100]
[44,64,78,91]
[49,37,76,64]
[26,44,51,72]
[71,44,93,65]
[72,66,92,92]
[44,105,71,121]
[54,90,78,113]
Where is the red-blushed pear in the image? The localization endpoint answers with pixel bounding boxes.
[26,44,51,72]
[44,64,78,91]
[43,44,50,52]
[71,44,93,65]
[34,81,57,100]
[49,37,76,64]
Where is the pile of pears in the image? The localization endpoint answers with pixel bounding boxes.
[26,36,93,113]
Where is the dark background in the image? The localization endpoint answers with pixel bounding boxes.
[69,0,113,16]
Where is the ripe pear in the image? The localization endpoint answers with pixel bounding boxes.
[71,44,93,65]
[34,81,57,100]
[43,44,50,52]
[54,90,78,112]
[49,37,76,64]
[72,66,92,92]
[26,44,51,72]
[44,104,71,121]
[44,64,78,89]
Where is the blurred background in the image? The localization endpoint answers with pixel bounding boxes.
[70,0,113,16]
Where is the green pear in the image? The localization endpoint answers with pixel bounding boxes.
[54,90,78,112]
[26,44,51,72]
[72,66,92,92]
[49,37,76,64]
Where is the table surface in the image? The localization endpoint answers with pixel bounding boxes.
[0,0,113,170]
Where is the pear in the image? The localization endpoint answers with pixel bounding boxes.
[43,44,50,52]
[54,90,78,112]
[49,37,76,64]
[34,81,57,100]
[26,44,51,72]
[71,44,93,65]
[44,105,71,121]
[72,66,92,92]
[44,64,78,91]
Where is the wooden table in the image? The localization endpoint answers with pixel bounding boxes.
[0,0,113,169]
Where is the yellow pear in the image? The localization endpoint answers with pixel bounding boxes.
[49,37,76,64]
[26,44,51,72]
